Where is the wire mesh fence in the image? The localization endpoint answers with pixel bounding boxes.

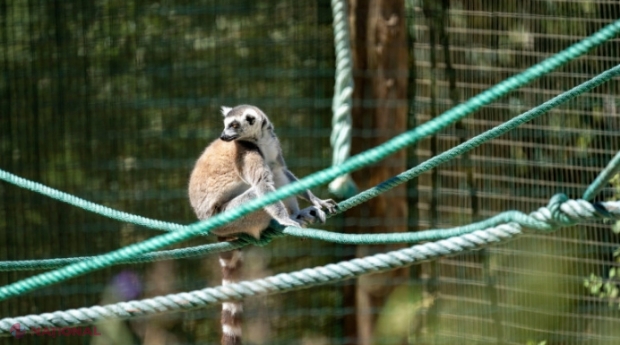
[0,0,619,344]
[410,1,620,344]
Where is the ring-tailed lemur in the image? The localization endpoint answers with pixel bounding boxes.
[188,105,337,345]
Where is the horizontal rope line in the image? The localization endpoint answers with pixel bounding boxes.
[0,212,535,271]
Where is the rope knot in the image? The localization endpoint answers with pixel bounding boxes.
[547,193,582,229]
[547,193,575,226]
[528,194,575,232]
[531,193,607,230]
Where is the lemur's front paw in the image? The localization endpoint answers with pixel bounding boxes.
[293,206,327,226]
[315,198,338,214]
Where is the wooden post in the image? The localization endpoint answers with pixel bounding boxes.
[344,1,409,344]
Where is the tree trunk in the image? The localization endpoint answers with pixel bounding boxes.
[344,1,409,344]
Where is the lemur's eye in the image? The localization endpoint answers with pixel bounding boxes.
[246,116,255,125]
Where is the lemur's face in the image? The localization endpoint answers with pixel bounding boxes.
[220,105,267,142]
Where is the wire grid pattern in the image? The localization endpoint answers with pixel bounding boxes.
[411,0,620,344]
[0,0,619,344]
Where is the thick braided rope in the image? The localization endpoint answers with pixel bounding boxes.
[1,64,620,273]
[0,226,518,335]
[0,210,553,271]
[1,195,618,336]
[1,22,619,300]
[329,0,357,198]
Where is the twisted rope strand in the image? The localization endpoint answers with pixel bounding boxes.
[329,0,357,198]
[0,226,535,335]
[0,212,539,271]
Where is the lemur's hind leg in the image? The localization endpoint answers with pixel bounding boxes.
[214,189,274,239]
[216,188,302,238]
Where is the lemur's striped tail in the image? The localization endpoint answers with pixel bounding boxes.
[219,244,243,345]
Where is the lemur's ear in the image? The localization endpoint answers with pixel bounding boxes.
[220,106,232,117]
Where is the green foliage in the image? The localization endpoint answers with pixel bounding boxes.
[584,252,620,308]
[584,174,620,308]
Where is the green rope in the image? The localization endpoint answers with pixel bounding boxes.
[0,170,185,233]
[0,211,533,271]
[329,0,357,198]
[0,241,247,271]
[1,224,525,335]
[332,65,620,214]
[282,211,541,241]
[582,150,620,201]
[0,20,619,300]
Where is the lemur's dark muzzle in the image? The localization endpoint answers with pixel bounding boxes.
[220,131,238,141]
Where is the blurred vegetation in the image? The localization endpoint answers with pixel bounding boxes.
[1,0,620,344]
[584,174,620,309]
[1,0,339,343]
